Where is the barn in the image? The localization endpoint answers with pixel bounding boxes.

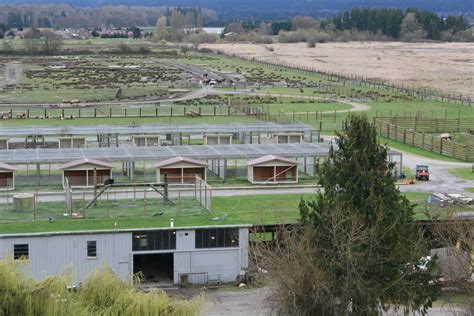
[247,155,298,184]
[203,134,232,145]
[155,156,207,184]
[58,158,113,188]
[58,136,87,148]
[131,135,160,147]
[272,133,303,144]
[0,162,18,190]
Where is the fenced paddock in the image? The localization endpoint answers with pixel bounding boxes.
[0,184,210,223]
[375,116,474,133]
[374,117,474,161]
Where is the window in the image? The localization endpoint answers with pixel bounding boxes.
[132,230,176,251]
[14,244,29,260]
[195,228,239,248]
[87,241,97,258]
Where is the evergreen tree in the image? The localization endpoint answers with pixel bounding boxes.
[299,115,439,315]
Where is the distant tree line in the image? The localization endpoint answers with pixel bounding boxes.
[0,4,218,29]
[221,9,471,46]
[331,8,470,41]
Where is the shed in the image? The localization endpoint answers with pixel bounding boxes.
[155,156,207,184]
[0,162,18,189]
[247,155,298,184]
[203,134,233,145]
[58,136,86,148]
[131,135,160,147]
[58,158,113,188]
[272,133,303,144]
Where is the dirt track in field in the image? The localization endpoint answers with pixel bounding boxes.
[203,42,474,98]
[0,62,22,86]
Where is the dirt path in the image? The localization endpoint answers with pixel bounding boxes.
[395,149,474,197]
[217,90,371,114]
[0,62,22,86]
[202,286,468,316]
[203,287,272,316]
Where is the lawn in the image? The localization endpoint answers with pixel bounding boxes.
[259,101,351,114]
[0,114,258,127]
[0,192,446,234]
[449,168,474,180]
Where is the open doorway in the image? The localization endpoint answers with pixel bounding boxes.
[133,253,174,283]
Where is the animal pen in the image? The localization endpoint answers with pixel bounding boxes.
[0,122,320,149]
[0,141,402,190]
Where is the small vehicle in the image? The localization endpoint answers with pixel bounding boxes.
[415,165,429,181]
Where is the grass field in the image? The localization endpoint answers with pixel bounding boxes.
[0,114,258,126]
[0,191,459,234]
[449,168,474,180]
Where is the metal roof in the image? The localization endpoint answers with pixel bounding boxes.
[0,122,316,137]
[155,156,207,168]
[0,162,18,172]
[247,155,299,166]
[58,158,114,170]
[0,142,335,164]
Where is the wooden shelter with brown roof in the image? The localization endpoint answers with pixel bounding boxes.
[0,162,18,189]
[58,158,113,188]
[155,156,207,184]
[247,155,299,184]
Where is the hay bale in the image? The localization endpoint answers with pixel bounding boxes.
[13,193,35,212]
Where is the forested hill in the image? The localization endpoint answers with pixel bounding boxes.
[0,0,471,19]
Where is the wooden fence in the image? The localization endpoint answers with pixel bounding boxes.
[374,118,473,161]
[375,116,474,133]
[0,105,239,120]
[226,54,473,107]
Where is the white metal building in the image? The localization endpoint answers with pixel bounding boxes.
[0,225,250,285]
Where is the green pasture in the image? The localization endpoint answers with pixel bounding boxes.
[449,168,474,180]
[0,192,465,234]
[0,114,258,127]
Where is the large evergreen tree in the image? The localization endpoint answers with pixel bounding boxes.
[299,115,439,314]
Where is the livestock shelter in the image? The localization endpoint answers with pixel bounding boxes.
[0,225,250,285]
[58,136,86,148]
[155,157,207,184]
[131,135,160,147]
[59,158,113,188]
[0,162,18,190]
[272,133,303,144]
[247,155,299,184]
[203,134,232,145]
[0,138,8,150]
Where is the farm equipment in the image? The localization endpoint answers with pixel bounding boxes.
[415,165,430,181]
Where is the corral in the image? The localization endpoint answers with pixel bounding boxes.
[0,122,320,148]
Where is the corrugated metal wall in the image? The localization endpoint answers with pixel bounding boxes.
[0,232,132,285]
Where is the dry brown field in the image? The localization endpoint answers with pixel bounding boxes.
[203,42,474,98]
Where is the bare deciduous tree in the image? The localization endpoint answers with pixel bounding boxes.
[400,12,426,42]
[154,16,168,41]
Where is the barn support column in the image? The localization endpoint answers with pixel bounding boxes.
[223,159,227,181]
[258,132,261,144]
[36,163,41,187]
[115,134,119,147]
[249,131,253,144]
